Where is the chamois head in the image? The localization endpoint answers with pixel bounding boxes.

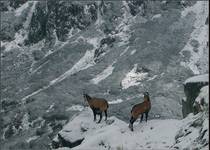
[83,93,91,102]
[143,92,150,101]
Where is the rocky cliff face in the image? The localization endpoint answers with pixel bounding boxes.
[0,0,209,150]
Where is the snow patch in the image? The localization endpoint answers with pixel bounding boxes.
[130,49,136,55]
[120,46,129,56]
[66,105,85,112]
[108,99,123,104]
[121,64,148,89]
[46,103,55,113]
[116,1,133,46]
[26,136,39,143]
[21,113,30,130]
[147,75,158,81]
[95,1,104,27]
[151,14,162,20]
[90,62,116,84]
[15,1,29,16]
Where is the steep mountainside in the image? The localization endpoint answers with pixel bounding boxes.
[0,0,209,150]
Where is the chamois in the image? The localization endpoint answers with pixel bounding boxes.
[129,92,151,131]
[83,93,109,123]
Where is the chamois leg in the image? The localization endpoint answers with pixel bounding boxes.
[129,116,136,131]
[104,110,107,121]
[140,113,144,123]
[145,112,149,122]
[97,112,102,123]
[92,110,96,121]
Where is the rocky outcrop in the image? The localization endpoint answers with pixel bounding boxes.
[182,74,209,117]
[173,85,209,150]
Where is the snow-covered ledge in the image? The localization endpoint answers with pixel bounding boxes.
[52,108,182,149]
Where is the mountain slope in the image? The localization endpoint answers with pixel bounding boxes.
[0,1,209,150]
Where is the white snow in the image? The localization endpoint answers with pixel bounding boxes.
[15,1,29,16]
[194,86,209,110]
[55,108,182,150]
[151,14,162,20]
[180,1,209,74]
[108,99,123,104]
[120,46,129,56]
[26,136,39,143]
[184,74,209,84]
[30,60,49,75]
[147,75,158,81]
[130,49,136,55]
[115,1,133,47]
[95,1,104,27]
[21,87,45,102]
[21,113,30,130]
[86,37,99,49]
[46,103,55,113]
[90,62,116,84]
[66,105,85,112]
[121,64,148,89]
[174,112,209,150]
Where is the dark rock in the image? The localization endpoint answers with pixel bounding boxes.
[4,125,14,139]
[205,16,208,25]
[36,128,45,136]
[182,75,209,117]
[9,0,27,9]
[190,39,199,48]
[0,1,9,11]
[2,100,19,109]
[127,0,145,16]
[26,1,98,45]
[100,36,115,46]
[57,133,84,148]
[43,113,68,122]
[52,139,60,149]
[32,50,45,61]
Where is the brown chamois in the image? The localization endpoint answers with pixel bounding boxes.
[129,92,151,131]
[83,93,109,123]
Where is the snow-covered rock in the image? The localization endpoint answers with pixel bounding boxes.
[121,64,148,89]
[52,108,182,149]
[184,74,209,85]
[173,85,209,150]
[194,85,209,113]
